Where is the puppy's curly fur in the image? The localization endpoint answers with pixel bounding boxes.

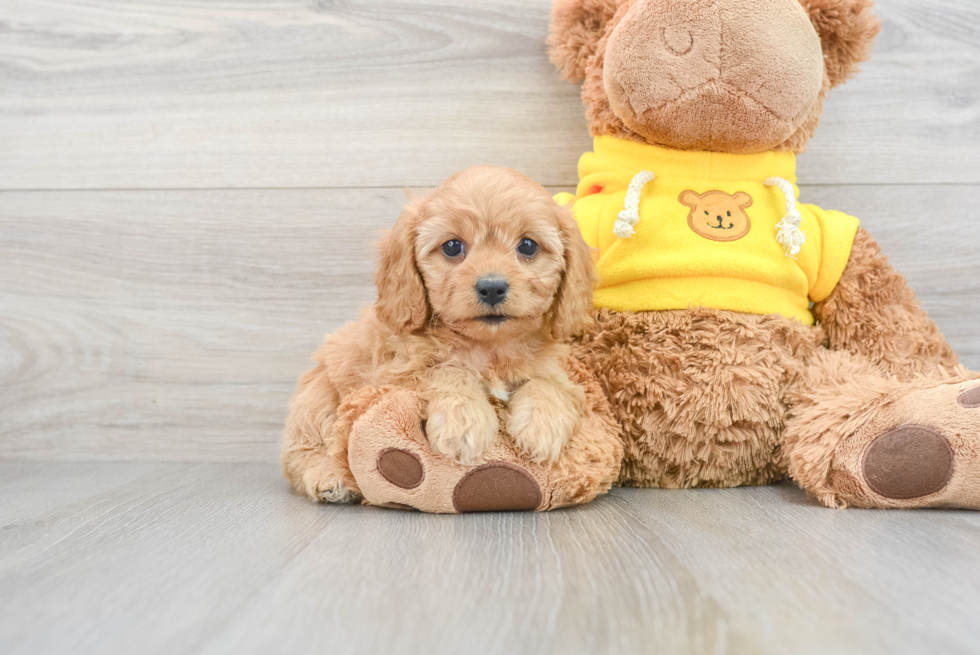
[282,166,597,503]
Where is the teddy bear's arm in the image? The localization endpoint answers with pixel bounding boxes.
[812,228,959,381]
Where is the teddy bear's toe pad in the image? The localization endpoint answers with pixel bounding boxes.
[958,386,980,408]
[862,425,954,500]
[452,463,543,512]
[377,448,424,489]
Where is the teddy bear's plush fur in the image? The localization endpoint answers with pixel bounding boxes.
[550,0,980,509]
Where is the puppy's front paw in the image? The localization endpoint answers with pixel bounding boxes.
[426,395,499,464]
[507,391,578,464]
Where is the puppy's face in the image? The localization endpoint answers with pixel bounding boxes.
[416,182,564,342]
[374,166,595,344]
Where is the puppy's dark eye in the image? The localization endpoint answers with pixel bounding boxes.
[442,240,464,258]
[517,238,538,257]
[727,211,731,217]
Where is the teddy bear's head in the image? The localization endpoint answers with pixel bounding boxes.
[548,0,881,154]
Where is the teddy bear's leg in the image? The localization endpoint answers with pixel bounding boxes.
[344,360,622,513]
[783,348,980,509]
[346,389,543,513]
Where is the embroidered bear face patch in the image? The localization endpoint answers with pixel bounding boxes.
[679,190,753,242]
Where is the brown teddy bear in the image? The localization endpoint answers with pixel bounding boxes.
[548,0,980,508]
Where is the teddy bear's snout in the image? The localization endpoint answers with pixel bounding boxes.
[603,0,826,152]
[661,25,694,56]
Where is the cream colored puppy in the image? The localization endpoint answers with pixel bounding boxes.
[282,166,597,502]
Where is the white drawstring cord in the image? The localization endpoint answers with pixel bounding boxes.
[613,170,655,239]
[613,171,805,256]
[765,177,806,258]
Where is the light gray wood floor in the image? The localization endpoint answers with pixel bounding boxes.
[3,462,980,655]
[2,1,980,653]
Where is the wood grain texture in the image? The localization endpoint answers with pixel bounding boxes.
[1,462,979,655]
[1,0,979,189]
[2,185,978,461]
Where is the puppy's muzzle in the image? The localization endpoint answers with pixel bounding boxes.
[475,277,508,307]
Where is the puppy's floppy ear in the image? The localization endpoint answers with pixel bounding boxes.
[374,196,429,334]
[799,0,882,88]
[548,204,598,341]
[548,0,622,82]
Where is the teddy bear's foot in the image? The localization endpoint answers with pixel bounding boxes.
[795,377,980,509]
[345,389,546,513]
[374,445,544,512]
[344,364,622,513]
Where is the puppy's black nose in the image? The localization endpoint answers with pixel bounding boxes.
[475,277,508,307]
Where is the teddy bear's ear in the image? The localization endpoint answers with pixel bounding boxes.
[548,0,622,82]
[679,190,702,208]
[733,192,754,209]
[798,0,882,88]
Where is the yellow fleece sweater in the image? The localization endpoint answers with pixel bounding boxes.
[556,136,860,325]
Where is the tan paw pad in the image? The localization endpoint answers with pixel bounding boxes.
[862,425,954,500]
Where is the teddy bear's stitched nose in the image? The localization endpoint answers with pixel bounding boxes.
[661,25,694,56]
